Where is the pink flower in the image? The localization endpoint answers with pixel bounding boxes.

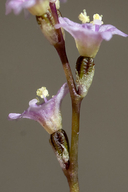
[5,0,66,16]
[55,11,128,58]
[6,0,52,16]
[8,83,69,134]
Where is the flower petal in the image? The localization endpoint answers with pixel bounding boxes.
[8,113,21,120]
[5,0,24,15]
[100,31,113,41]
[99,25,128,37]
[29,99,38,106]
[54,82,69,104]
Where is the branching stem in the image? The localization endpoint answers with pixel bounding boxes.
[50,3,83,192]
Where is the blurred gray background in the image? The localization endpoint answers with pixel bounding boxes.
[1,0,128,192]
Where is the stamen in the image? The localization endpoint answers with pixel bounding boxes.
[78,9,90,23]
[36,87,49,99]
[93,14,102,21]
[91,13,103,25]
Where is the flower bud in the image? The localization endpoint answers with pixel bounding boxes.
[50,129,69,169]
[76,56,95,97]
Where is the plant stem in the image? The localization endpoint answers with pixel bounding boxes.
[50,3,83,192]
[55,44,82,192]
[55,44,77,99]
[67,100,82,192]
[49,3,77,99]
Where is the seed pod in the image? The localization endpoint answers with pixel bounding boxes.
[76,56,95,97]
[50,129,69,170]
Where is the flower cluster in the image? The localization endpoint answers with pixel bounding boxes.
[5,1,128,190]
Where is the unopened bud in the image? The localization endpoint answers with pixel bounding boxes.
[76,56,95,97]
[50,129,69,169]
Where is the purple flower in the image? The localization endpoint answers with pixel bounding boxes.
[55,11,128,58]
[5,0,50,15]
[5,0,65,16]
[8,83,69,134]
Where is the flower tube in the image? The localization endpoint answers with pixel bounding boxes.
[8,83,69,134]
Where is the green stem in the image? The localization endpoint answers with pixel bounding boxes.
[55,44,82,192]
[70,100,81,172]
[55,44,77,99]
[68,100,82,192]
[50,3,83,192]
